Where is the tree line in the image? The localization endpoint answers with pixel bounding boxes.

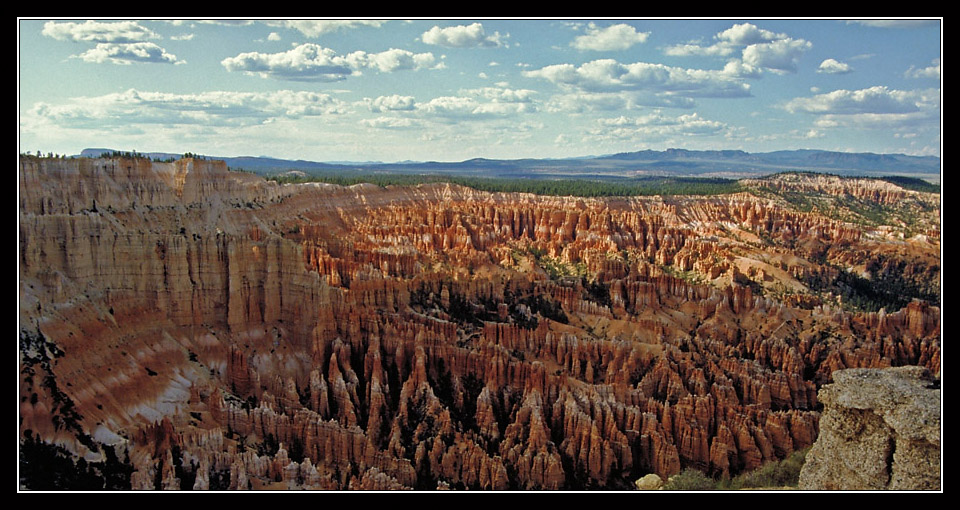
[266,172,747,198]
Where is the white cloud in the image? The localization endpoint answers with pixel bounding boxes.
[365,95,417,112]
[197,20,255,27]
[785,86,923,115]
[523,59,751,98]
[717,23,788,45]
[470,101,536,116]
[267,32,281,41]
[721,59,762,79]
[847,20,939,29]
[26,89,346,129]
[813,111,938,130]
[222,44,353,81]
[587,111,729,141]
[74,42,183,65]
[905,58,940,79]
[416,96,482,117]
[543,90,695,113]
[459,86,537,103]
[264,20,387,37]
[817,58,852,74]
[663,42,735,57]
[571,23,650,51]
[663,22,786,57]
[417,97,524,119]
[741,38,812,73]
[421,23,507,48]
[221,43,437,81]
[370,88,540,122]
[360,116,419,129]
[357,48,438,73]
[786,86,940,133]
[664,22,811,74]
[41,20,159,43]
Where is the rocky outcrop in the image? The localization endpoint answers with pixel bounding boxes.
[798,367,940,490]
[18,156,940,490]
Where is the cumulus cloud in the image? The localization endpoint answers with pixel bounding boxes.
[785,86,939,133]
[741,38,812,73]
[267,32,281,41]
[663,42,735,57]
[359,86,540,127]
[721,59,763,79]
[587,111,729,141]
[222,44,352,81]
[364,95,417,112]
[458,86,537,103]
[41,20,185,65]
[813,111,938,131]
[359,48,438,73]
[421,23,507,48]
[74,42,183,65]
[571,23,650,51]
[905,58,940,79]
[41,20,159,43]
[784,86,922,115]
[414,95,533,119]
[817,58,852,74]
[360,116,420,129]
[664,22,811,74]
[263,20,387,37]
[543,91,695,113]
[415,96,481,117]
[663,22,782,57]
[221,43,437,81]
[716,23,788,46]
[27,89,346,129]
[523,59,751,98]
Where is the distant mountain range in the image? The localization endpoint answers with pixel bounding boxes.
[78,148,941,180]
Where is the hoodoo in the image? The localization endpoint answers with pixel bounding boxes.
[19,155,940,490]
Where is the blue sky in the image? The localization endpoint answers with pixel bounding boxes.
[18,18,941,162]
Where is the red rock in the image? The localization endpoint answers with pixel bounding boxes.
[18,156,939,490]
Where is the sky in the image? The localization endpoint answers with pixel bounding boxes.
[18,18,942,163]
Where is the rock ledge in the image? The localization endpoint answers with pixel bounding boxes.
[798,367,940,490]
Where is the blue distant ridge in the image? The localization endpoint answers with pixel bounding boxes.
[78,148,940,178]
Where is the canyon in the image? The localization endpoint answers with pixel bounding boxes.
[18,155,940,490]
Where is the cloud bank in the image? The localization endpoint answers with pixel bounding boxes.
[421,23,507,48]
[571,23,650,51]
[221,43,437,81]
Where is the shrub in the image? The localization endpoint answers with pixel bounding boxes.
[719,447,810,490]
[662,468,717,491]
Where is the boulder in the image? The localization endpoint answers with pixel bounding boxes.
[798,367,940,490]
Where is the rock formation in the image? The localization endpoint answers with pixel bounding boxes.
[18,156,940,490]
[798,367,940,490]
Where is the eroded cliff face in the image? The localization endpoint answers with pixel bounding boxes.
[18,156,940,490]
